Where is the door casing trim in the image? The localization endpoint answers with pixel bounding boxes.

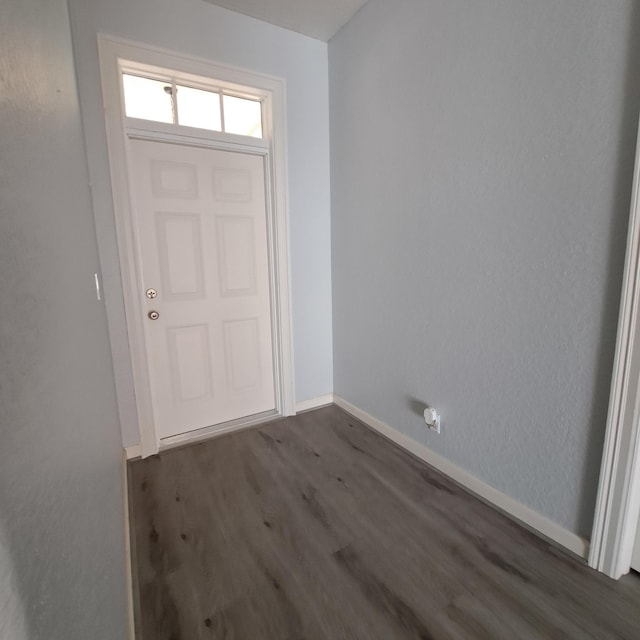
[98,34,296,456]
[589,117,640,579]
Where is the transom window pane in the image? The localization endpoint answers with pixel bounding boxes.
[122,74,174,124]
[122,72,263,139]
[222,95,263,138]
[176,85,221,132]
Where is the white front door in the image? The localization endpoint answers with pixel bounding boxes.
[128,138,276,440]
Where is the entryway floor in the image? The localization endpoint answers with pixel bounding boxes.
[128,405,640,639]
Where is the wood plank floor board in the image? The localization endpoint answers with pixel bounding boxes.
[322,410,640,639]
[129,405,640,639]
[312,408,640,637]
[189,429,415,640]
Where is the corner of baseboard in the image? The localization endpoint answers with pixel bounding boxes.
[125,444,142,460]
[295,393,335,413]
[333,396,589,560]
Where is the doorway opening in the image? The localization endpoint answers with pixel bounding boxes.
[98,36,295,456]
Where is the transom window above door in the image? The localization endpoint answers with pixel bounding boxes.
[122,72,263,138]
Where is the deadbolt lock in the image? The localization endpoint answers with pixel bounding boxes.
[148,310,160,321]
[145,288,158,299]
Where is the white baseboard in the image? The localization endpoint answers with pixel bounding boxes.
[122,396,336,459]
[333,396,589,560]
[122,452,135,640]
[125,444,142,460]
[295,394,335,413]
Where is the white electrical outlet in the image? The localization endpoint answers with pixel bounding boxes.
[423,407,441,434]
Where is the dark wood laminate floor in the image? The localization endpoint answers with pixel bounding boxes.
[129,405,640,639]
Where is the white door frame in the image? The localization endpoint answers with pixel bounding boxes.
[589,117,640,579]
[98,35,295,457]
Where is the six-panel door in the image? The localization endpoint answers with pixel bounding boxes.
[128,138,275,439]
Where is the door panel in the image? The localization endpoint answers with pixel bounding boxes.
[167,324,213,402]
[156,213,205,299]
[216,216,257,296]
[224,318,262,390]
[128,139,276,439]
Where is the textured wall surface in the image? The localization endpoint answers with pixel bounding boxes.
[0,0,128,637]
[330,0,640,538]
[69,0,333,446]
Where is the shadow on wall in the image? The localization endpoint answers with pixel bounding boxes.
[0,524,29,640]
[577,0,640,538]
[407,396,428,419]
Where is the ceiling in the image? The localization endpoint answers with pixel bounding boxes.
[201,0,369,41]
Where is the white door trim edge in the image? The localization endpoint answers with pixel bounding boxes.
[589,118,640,579]
[98,34,296,457]
[334,396,590,559]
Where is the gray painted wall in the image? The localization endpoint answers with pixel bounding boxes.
[68,0,333,447]
[0,0,128,637]
[329,0,640,538]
